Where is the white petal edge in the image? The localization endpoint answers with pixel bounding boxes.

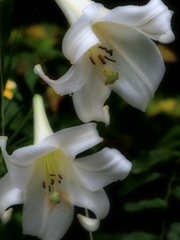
[0,174,23,218]
[40,123,103,159]
[69,148,132,192]
[77,214,100,232]
[97,0,175,43]
[70,185,110,219]
[55,0,94,25]
[34,62,87,96]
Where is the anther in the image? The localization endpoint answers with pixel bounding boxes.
[104,56,116,62]
[49,185,51,192]
[105,49,113,56]
[43,181,46,189]
[90,57,96,65]
[98,45,107,50]
[58,180,61,184]
[51,179,54,185]
[58,174,63,180]
[98,54,106,65]
[50,173,56,176]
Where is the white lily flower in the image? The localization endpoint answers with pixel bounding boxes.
[0,94,132,240]
[34,0,174,124]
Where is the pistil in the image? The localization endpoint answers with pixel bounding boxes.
[41,152,63,204]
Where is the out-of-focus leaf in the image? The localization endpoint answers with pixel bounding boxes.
[132,149,173,174]
[120,172,163,196]
[0,0,13,46]
[124,198,168,212]
[158,125,180,149]
[46,86,63,113]
[157,44,178,63]
[96,232,158,240]
[167,223,180,240]
[147,98,180,118]
[172,186,180,200]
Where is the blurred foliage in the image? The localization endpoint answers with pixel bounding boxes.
[0,0,180,240]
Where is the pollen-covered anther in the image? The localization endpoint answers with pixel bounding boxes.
[51,178,54,185]
[43,181,46,189]
[105,49,113,56]
[98,45,107,50]
[104,56,116,62]
[50,173,55,176]
[90,57,96,65]
[98,54,106,65]
[59,174,63,180]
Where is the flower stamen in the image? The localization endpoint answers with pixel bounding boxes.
[90,56,96,65]
[98,54,106,65]
[59,174,63,180]
[98,45,107,50]
[104,56,116,62]
[105,49,113,56]
[51,178,55,185]
[43,181,46,189]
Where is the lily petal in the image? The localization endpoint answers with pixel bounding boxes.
[98,0,174,43]
[77,214,100,232]
[55,0,94,25]
[94,22,165,111]
[0,136,57,189]
[68,148,132,191]
[40,122,103,159]
[70,184,109,219]
[72,61,111,124]
[62,4,105,63]
[0,174,23,218]
[23,161,74,240]
[33,94,53,145]
[34,63,87,96]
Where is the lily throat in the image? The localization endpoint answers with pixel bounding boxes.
[89,45,119,85]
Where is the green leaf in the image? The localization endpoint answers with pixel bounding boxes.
[96,232,158,240]
[120,172,163,196]
[132,149,173,174]
[124,198,168,212]
[167,223,180,240]
[172,186,180,200]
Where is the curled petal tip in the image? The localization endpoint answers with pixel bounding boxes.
[1,208,13,224]
[34,64,41,74]
[77,214,100,232]
[159,34,175,44]
[103,105,110,125]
